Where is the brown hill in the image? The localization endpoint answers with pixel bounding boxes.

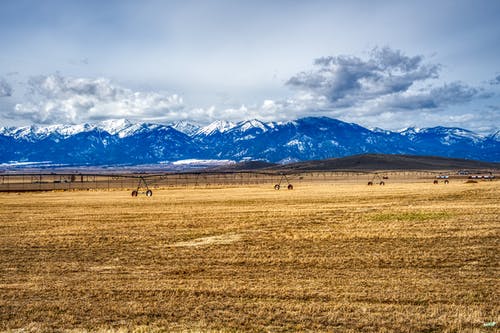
[270,154,500,172]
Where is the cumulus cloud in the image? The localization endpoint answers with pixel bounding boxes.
[338,109,498,134]
[232,47,499,133]
[200,92,334,124]
[286,47,440,108]
[2,49,496,135]
[4,73,305,125]
[0,78,13,97]
[9,73,184,124]
[284,47,494,116]
[490,74,500,85]
[381,82,482,110]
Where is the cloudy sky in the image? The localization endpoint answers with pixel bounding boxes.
[0,0,499,133]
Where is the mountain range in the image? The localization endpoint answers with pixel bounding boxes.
[0,117,499,166]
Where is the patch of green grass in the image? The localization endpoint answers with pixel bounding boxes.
[371,211,452,222]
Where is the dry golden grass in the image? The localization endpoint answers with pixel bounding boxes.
[0,179,498,332]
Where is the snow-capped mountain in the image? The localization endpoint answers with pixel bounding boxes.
[0,123,98,141]
[0,117,498,166]
[488,130,500,142]
[195,120,236,136]
[170,120,200,136]
[233,119,272,133]
[401,126,483,144]
[98,119,133,135]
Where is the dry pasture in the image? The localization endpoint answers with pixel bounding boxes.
[0,179,498,332]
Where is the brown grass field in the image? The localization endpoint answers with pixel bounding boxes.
[0,177,498,332]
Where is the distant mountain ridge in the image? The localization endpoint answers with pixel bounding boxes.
[270,154,500,172]
[0,117,499,166]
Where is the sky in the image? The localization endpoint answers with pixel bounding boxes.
[0,0,499,134]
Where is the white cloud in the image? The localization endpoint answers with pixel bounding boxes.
[9,73,184,124]
[0,78,13,97]
[207,94,330,124]
[283,47,495,119]
[380,82,482,110]
[2,57,498,135]
[286,47,440,108]
[490,74,500,85]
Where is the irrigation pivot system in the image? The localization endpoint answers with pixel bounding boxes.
[131,176,153,197]
[274,173,294,190]
[367,172,388,186]
[0,171,300,194]
[0,170,496,194]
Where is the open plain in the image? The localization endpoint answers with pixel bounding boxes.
[0,177,498,332]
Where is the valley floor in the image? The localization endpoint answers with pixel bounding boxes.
[0,181,498,332]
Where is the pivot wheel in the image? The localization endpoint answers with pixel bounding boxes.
[131,190,138,197]
[146,190,153,197]
[274,184,280,190]
[287,184,293,190]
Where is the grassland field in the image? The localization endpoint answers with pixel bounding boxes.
[0,176,498,332]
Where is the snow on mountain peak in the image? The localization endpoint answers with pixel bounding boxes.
[98,119,133,135]
[490,130,500,141]
[197,120,236,136]
[371,127,392,135]
[398,127,421,134]
[0,123,96,140]
[421,127,484,142]
[55,123,97,136]
[170,121,200,136]
[0,117,498,164]
[115,122,163,138]
[238,119,269,132]
[97,119,169,138]
[0,125,38,140]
